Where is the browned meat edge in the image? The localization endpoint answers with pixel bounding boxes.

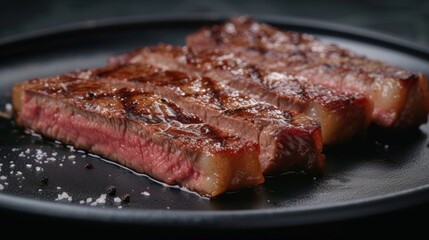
[109,44,373,145]
[186,16,429,128]
[12,75,264,197]
[76,63,324,175]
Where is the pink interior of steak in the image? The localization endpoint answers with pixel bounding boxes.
[109,44,373,144]
[81,64,324,174]
[13,78,263,197]
[186,17,429,128]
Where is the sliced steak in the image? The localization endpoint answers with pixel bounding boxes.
[187,17,429,128]
[109,44,373,144]
[79,64,324,175]
[13,75,264,197]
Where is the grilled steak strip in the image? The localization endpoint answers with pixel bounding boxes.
[81,64,324,175]
[13,75,264,197]
[187,17,429,128]
[110,44,373,144]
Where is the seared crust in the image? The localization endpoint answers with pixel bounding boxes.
[13,75,264,197]
[80,64,324,174]
[109,44,373,144]
[187,17,429,128]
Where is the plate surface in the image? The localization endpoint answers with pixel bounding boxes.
[0,16,428,228]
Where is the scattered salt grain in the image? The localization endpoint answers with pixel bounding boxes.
[95,194,107,204]
[4,182,8,186]
[79,200,85,204]
[0,184,3,190]
[38,189,42,192]
[25,148,30,154]
[141,191,150,197]
[9,161,13,164]
[114,197,121,203]
[16,171,22,176]
[52,152,58,156]
[55,192,72,202]
[117,206,122,209]
[10,164,15,168]
[59,163,63,167]
[72,161,76,164]
[90,202,97,206]
[26,164,32,168]
[68,155,76,159]
[86,197,93,203]
[11,148,19,152]
[0,176,7,180]
[18,152,25,157]
[57,186,61,190]
[166,206,170,210]
[35,167,42,172]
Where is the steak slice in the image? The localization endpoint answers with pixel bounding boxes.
[80,64,324,175]
[109,44,373,145]
[187,17,429,128]
[13,75,264,197]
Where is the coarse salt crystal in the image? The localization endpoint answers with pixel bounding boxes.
[114,197,121,203]
[0,184,3,190]
[0,176,7,180]
[10,164,15,168]
[16,171,22,176]
[79,200,85,204]
[95,194,107,204]
[86,197,93,203]
[141,191,150,196]
[55,192,71,201]
[26,164,32,168]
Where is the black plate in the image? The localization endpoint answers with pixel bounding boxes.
[0,15,428,228]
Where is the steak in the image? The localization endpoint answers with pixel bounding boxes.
[12,75,264,197]
[187,17,429,128]
[109,44,373,144]
[79,64,324,175]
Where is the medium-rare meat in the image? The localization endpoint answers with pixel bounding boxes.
[109,44,373,144]
[78,64,324,175]
[187,17,429,128]
[12,75,264,197]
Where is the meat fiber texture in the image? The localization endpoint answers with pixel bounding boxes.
[109,44,373,145]
[76,64,324,175]
[12,75,264,197]
[187,17,429,128]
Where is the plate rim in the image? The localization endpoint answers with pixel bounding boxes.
[1,14,429,228]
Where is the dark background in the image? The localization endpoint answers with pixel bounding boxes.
[1,0,429,47]
[1,0,428,237]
